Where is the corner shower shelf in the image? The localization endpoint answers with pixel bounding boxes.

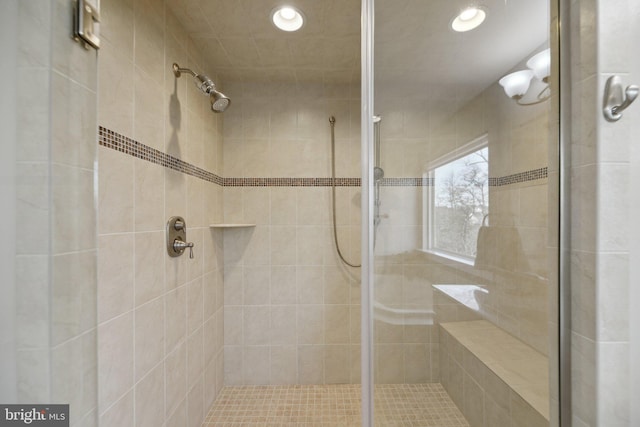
[209,223,256,228]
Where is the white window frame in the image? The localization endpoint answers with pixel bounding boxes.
[422,133,489,264]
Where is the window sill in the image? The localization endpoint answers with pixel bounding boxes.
[417,249,475,267]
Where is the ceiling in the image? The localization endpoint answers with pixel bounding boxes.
[166,0,548,93]
[374,0,549,97]
[166,0,361,84]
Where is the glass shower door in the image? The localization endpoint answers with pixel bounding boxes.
[365,0,559,425]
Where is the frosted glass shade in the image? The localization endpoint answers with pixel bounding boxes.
[526,48,551,82]
[499,70,534,98]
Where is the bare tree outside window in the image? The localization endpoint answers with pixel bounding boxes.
[431,146,488,258]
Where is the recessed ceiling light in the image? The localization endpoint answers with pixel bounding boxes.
[451,7,487,32]
[272,6,304,32]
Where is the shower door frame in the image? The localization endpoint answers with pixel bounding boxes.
[359,0,570,425]
[558,0,572,424]
[360,0,375,424]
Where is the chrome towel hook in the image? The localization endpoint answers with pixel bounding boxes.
[603,75,639,122]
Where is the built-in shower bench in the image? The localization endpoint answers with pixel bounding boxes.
[440,320,549,427]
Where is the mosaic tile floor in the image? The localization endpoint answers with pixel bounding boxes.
[202,383,469,426]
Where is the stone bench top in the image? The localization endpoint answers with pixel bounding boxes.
[440,320,549,420]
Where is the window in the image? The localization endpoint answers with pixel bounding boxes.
[424,135,489,262]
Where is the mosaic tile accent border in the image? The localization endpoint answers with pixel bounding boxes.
[98,126,224,186]
[99,126,547,188]
[223,177,433,187]
[380,177,433,186]
[488,167,548,186]
[224,177,361,187]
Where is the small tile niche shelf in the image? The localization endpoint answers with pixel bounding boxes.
[209,223,256,229]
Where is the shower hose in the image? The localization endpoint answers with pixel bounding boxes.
[329,116,361,268]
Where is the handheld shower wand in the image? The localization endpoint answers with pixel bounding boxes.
[329,116,360,268]
[373,116,383,232]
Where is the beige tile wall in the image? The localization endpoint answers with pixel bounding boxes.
[221,81,364,385]
[374,60,552,359]
[97,0,224,426]
[372,250,442,383]
[14,0,99,425]
[630,1,640,424]
[439,322,549,427]
[567,0,635,425]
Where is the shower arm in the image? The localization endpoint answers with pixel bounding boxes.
[172,63,197,78]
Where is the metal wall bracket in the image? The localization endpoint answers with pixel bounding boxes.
[603,75,638,122]
[74,0,100,50]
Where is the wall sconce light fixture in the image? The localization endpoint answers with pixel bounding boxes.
[499,70,534,99]
[499,48,551,105]
[526,49,551,83]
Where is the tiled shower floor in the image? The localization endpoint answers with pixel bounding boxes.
[202,383,469,426]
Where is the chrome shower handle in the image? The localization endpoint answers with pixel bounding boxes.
[603,75,639,122]
[173,239,194,259]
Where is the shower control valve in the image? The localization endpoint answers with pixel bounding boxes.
[173,218,185,231]
[173,239,194,259]
[166,216,194,258]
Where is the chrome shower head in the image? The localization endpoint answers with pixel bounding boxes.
[172,62,231,112]
[194,74,216,94]
[210,90,231,113]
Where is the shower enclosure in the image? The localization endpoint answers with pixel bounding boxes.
[0,0,567,425]
[363,0,559,425]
